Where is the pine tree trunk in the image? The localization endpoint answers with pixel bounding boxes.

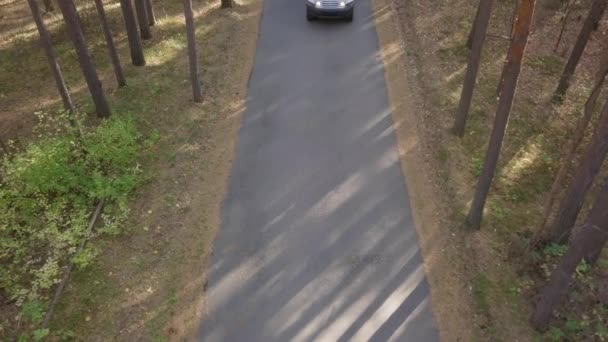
[466,2,481,49]
[43,0,54,12]
[496,0,519,97]
[57,0,110,118]
[134,0,152,40]
[530,181,608,331]
[553,0,607,103]
[145,0,156,26]
[453,0,495,137]
[119,0,146,66]
[536,55,608,242]
[554,0,574,53]
[466,0,536,230]
[184,0,203,102]
[28,0,74,113]
[548,98,608,243]
[94,0,126,87]
[221,0,233,9]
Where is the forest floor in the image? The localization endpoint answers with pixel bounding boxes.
[373,0,608,340]
[0,0,262,340]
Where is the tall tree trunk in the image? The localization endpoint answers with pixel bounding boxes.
[43,0,54,12]
[496,0,519,97]
[453,0,495,137]
[184,0,203,102]
[57,0,111,118]
[536,54,608,242]
[553,0,607,103]
[119,0,146,66]
[466,0,536,230]
[134,0,152,40]
[145,0,156,26]
[94,0,126,87]
[548,98,608,243]
[221,0,233,9]
[28,0,74,113]
[554,0,574,53]
[530,181,608,331]
[466,2,481,50]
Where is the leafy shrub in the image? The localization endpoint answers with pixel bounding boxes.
[0,114,149,304]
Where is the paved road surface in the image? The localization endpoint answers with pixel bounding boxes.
[198,0,439,340]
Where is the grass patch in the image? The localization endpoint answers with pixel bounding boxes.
[438,43,469,62]
[436,147,449,163]
[472,273,492,314]
[526,55,563,76]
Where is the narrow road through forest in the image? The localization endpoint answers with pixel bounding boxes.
[198,0,439,340]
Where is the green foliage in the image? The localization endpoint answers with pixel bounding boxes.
[470,157,484,176]
[72,246,100,271]
[21,301,45,324]
[543,243,568,257]
[565,319,583,334]
[595,322,608,339]
[547,326,565,341]
[575,260,591,276]
[0,113,149,303]
[32,328,50,341]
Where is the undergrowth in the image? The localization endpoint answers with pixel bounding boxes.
[0,111,155,337]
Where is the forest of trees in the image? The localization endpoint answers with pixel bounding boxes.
[455,0,608,333]
[0,0,229,338]
[31,0,206,118]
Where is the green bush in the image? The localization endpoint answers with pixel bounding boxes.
[0,114,149,303]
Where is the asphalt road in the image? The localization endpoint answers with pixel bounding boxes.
[198,0,439,340]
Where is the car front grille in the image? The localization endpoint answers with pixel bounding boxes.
[321,0,340,8]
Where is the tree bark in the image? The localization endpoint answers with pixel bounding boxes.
[119,0,146,66]
[57,0,110,118]
[548,98,608,243]
[554,0,574,53]
[466,2,481,50]
[536,54,608,242]
[94,0,126,87]
[134,0,152,40]
[145,0,156,26]
[466,0,536,230]
[28,0,74,113]
[184,0,203,102]
[553,0,607,103]
[221,0,233,9]
[530,181,608,331]
[43,0,54,12]
[496,0,519,97]
[453,0,495,137]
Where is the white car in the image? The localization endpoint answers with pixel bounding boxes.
[306,0,354,21]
